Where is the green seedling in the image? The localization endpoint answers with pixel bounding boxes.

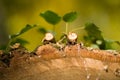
[84,22,105,49]
[63,11,77,34]
[5,24,37,52]
[39,10,120,50]
[1,10,119,52]
[83,22,120,50]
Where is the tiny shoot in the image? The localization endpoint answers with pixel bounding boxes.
[63,11,77,34]
[5,24,37,52]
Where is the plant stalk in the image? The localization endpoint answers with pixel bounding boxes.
[53,25,55,32]
[70,26,85,32]
[66,23,68,34]
[5,39,12,53]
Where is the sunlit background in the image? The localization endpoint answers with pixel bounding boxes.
[0,0,120,51]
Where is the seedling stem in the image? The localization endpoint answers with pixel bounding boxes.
[66,23,68,34]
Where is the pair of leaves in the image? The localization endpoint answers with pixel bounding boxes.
[40,10,77,25]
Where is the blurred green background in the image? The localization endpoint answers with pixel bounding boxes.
[0,0,120,51]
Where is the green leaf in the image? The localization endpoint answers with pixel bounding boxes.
[40,10,61,25]
[19,24,36,34]
[63,11,77,22]
[104,40,114,49]
[10,24,37,39]
[10,38,29,46]
[10,34,19,39]
[104,40,120,50]
[38,27,47,34]
[85,22,103,40]
[84,22,105,49]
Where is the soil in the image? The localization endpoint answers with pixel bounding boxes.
[0,44,120,80]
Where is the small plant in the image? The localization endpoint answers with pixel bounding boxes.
[1,10,120,80]
[1,24,37,53]
[63,11,77,34]
[84,22,120,49]
[39,10,120,50]
[40,10,78,34]
[0,10,120,53]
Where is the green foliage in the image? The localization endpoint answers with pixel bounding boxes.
[63,11,77,22]
[84,22,105,49]
[10,38,29,46]
[40,11,78,34]
[38,27,47,34]
[104,40,115,49]
[40,10,61,25]
[10,24,37,39]
[4,24,37,52]
[84,22,120,49]
[85,22,103,40]
[0,10,120,52]
[104,40,120,49]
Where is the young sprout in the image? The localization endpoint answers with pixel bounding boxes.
[63,11,77,34]
[67,32,78,45]
[42,33,56,44]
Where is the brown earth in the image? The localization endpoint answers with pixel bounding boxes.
[0,44,120,80]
